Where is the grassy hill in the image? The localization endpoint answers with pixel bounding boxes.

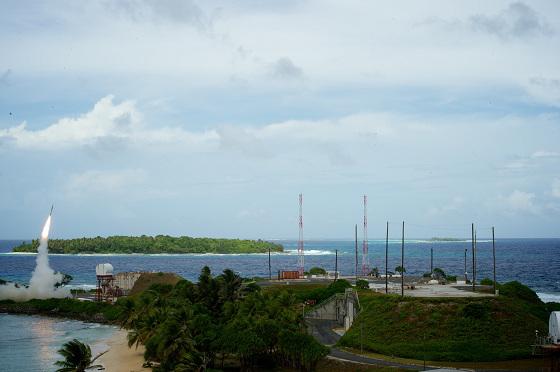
[338,282,552,362]
[12,235,283,254]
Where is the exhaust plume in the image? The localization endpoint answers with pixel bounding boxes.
[0,211,70,301]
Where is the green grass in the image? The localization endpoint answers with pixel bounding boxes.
[338,291,548,362]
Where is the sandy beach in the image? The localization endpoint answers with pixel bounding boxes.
[97,329,147,372]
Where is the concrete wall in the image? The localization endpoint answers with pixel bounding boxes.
[306,288,359,330]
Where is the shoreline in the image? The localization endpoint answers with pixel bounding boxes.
[97,328,147,372]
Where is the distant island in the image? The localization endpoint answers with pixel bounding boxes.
[12,235,284,254]
[428,237,464,242]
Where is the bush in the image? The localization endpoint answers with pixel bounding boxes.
[499,281,542,304]
[279,331,329,371]
[422,272,432,278]
[446,275,457,282]
[433,268,446,279]
[546,302,560,313]
[462,302,489,319]
[309,267,326,275]
[304,279,352,304]
[355,280,369,290]
[480,278,494,286]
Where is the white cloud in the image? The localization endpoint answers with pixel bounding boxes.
[499,190,539,214]
[553,179,560,198]
[0,95,218,151]
[0,96,140,149]
[427,197,465,217]
[65,169,147,196]
[531,150,560,159]
[527,77,560,106]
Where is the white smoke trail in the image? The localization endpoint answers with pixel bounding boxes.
[0,214,70,301]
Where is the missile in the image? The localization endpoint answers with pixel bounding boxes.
[50,204,54,216]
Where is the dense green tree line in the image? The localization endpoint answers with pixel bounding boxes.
[115,267,328,371]
[12,235,283,254]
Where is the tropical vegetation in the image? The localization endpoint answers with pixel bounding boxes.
[339,281,557,362]
[54,338,106,372]
[116,266,329,371]
[308,267,326,275]
[12,235,283,254]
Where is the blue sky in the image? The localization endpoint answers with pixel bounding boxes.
[1,0,559,239]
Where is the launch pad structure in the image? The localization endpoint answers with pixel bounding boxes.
[95,264,143,302]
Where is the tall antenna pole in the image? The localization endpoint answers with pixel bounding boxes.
[268,246,271,280]
[385,221,389,294]
[430,247,433,274]
[401,221,405,297]
[355,224,358,280]
[335,249,338,282]
[298,193,304,278]
[471,223,475,292]
[362,195,369,276]
[464,248,467,283]
[474,229,477,289]
[492,226,496,295]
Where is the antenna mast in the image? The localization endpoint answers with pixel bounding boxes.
[362,195,370,276]
[298,193,304,277]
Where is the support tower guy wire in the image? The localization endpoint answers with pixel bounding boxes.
[297,193,304,277]
[361,195,370,276]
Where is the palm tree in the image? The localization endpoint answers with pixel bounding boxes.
[218,269,242,303]
[54,339,107,372]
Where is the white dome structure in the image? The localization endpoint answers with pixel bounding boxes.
[96,263,114,276]
[550,311,560,344]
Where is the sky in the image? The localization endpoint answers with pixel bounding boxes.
[1,0,559,239]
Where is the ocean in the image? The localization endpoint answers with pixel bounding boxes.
[0,314,116,372]
[1,239,559,301]
[1,238,559,371]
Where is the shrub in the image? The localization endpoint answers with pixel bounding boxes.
[395,266,406,274]
[422,272,432,278]
[309,267,326,275]
[480,278,494,286]
[462,302,489,319]
[546,302,560,313]
[499,281,542,304]
[355,280,369,290]
[446,275,457,282]
[433,268,446,279]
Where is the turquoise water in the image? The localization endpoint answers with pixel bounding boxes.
[0,314,116,372]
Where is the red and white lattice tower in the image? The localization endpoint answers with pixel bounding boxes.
[362,195,370,276]
[297,193,304,277]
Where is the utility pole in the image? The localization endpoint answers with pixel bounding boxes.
[335,249,338,282]
[297,193,304,278]
[362,195,369,276]
[471,223,475,292]
[464,248,467,283]
[385,221,389,294]
[401,221,404,297]
[268,246,271,280]
[492,226,496,295]
[474,229,477,289]
[355,224,358,281]
[430,247,433,274]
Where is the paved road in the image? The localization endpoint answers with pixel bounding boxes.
[306,318,423,369]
